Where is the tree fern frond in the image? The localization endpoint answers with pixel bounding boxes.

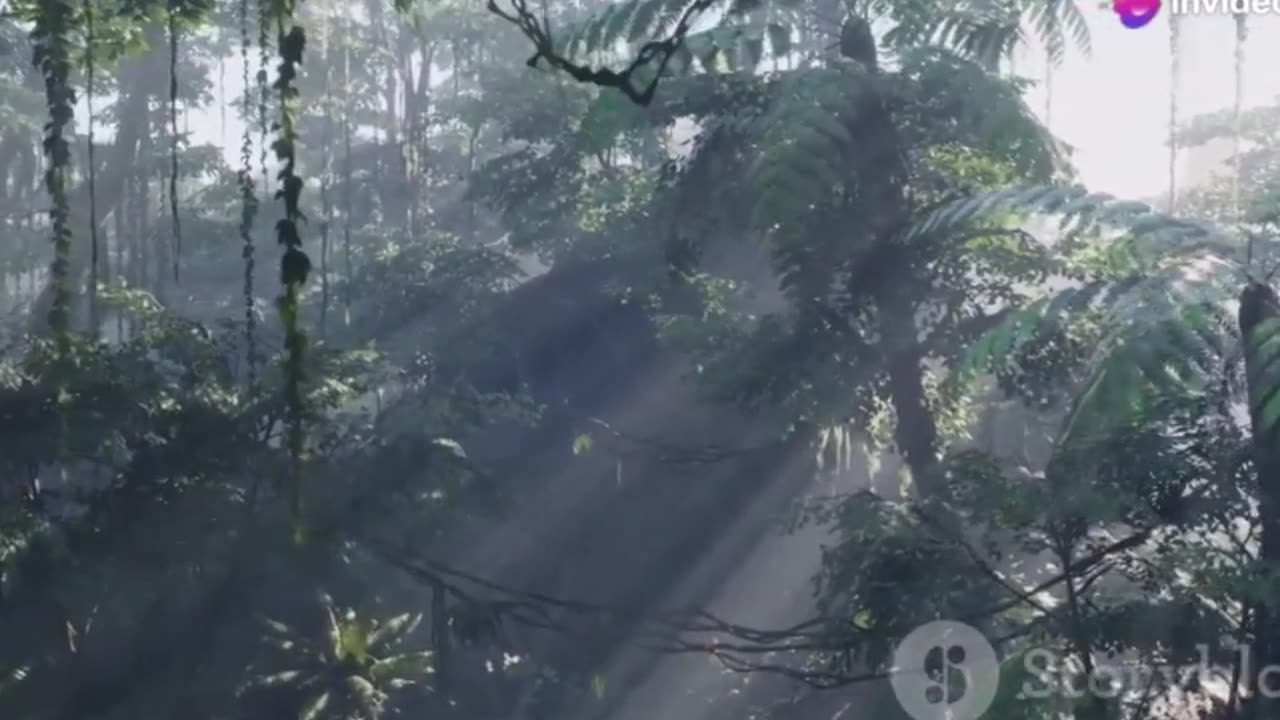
[554,0,689,59]
[556,0,801,75]
[896,48,1065,179]
[953,250,1244,387]
[905,185,1233,263]
[954,255,1246,452]
[748,62,877,233]
[1021,0,1090,66]
[882,0,1016,65]
[947,278,1142,391]
[1054,302,1237,449]
[681,21,774,72]
[883,0,1090,68]
[921,12,1022,68]
[1240,283,1280,439]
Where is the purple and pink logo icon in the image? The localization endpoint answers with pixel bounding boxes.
[1113,0,1162,27]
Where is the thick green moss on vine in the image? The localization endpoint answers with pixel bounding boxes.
[31,0,76,345]
[31,0,77,467]
[270,0,312,540]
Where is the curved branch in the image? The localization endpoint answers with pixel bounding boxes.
[354,525,1153,688]
[485,0,717,106]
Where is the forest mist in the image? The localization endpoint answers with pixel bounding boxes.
[1,1,1279,720]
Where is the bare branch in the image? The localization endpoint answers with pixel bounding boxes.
[585,417,784,464]
[486,0,719,106]
[352,523,1155,687]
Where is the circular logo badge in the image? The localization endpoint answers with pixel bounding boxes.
[889,620,999,720]
[1112,0,1161,28]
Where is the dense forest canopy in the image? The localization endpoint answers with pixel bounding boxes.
[0,0,1279,718]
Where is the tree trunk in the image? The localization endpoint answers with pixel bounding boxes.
[1238,282,1280,718]
[1167,14,1180,213]
[839,18,941,497]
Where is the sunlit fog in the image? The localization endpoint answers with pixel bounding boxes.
[2,1,1279,719]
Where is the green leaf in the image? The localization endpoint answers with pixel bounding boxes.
[298,691,331,720]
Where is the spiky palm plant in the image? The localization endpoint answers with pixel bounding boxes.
[241,594,434,720]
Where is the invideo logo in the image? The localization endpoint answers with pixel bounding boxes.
[1112,0,1280,27]
[1112,0,1161,28]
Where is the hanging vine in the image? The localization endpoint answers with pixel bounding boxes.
[31,0,75,347]
[84,0,99,335]
[341,16,352,326]
[1231,12,1246,233]
[30,0,76,473]
[168,0,182,284]
[1167,13,1179,214]
[239,0,259,388]
[270,0,313,540]
[218,58,226,147]
[258,0,270,201]
[318,13,334,338]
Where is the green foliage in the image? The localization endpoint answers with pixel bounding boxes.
[904,184,1223,254]
[0,1,569,718]
[559,0,697,56]
[893,47,1066,180]
[266,0,312,540]
[747,61,873,234]
[548,0,1092,77]
[29,0,77,342]
[883,0,1091,67]
[6,1,1280,719]
[242,594,433,720]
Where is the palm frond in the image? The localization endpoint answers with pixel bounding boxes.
[749,61,877,233]
[1063,303,1236,442]
[1240,283,1280,439]
[366,613,422,648]
[895,48,1066,179]
[883,0,1090,68]
[1021,0,1090,66]
[954,255,1247,447]
[560,0,703,58]
[370,651,436,680]
[906,185,1233,262]
[948,278,1140,385]
[298,691,332,720]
